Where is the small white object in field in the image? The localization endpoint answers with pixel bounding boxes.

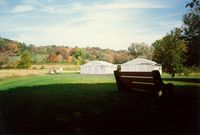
[49,67,63,74]
[57,67,63,73]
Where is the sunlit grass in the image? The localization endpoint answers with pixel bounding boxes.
[1,72,199,91]
[0,74,115,91]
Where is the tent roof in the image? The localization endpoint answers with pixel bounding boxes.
[81,61,116,67]
[122,58,157,65]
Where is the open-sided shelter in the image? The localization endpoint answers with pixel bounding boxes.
[121,58,162,74]
[80,61,117,74]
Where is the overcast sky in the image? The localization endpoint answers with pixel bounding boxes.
[0,0,189,50]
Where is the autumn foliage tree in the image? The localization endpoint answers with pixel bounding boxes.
[7,42,18,53]
[113,50,131,64]
[0,53,9,68]
[47,53,58,63]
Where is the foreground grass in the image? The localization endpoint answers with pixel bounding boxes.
[0,74,199,134]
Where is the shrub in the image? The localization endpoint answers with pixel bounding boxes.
[17,50,31,69]
[32,66,37,70]
[0,53,9,68]
[191,66,200,72]
[5,61,18,69]
[40,66,45,69]
[183,67,192,76]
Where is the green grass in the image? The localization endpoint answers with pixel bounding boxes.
[0,74,115,91]
[0,74,199,134]
[0,74,199,91]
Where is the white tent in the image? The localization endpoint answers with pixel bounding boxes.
[121,58,162,74]
[80,61,117,74]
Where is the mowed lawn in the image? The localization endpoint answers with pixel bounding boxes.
[0,74,199,134]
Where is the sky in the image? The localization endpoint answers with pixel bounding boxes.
[0,0,189,50]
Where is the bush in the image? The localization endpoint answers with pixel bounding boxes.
[40,66,45,69]
[191,66,200,72]
[5,61,18,69]
[32,66,37,70]
[17,51,31,69]
[0,53,9,68]
[183,67,192,76]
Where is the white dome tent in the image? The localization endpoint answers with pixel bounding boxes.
[121,58,162,74]
[80,61,117,74]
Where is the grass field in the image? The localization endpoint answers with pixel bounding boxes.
[0,64,80,80]
[0,74,199,134]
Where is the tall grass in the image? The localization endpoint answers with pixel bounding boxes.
[0,64,80,80]
[0,69,46,80]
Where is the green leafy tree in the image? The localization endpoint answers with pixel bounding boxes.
[72,48,85,65]
[182,0,200,66]
[17,50,32,69]
[152,28,187,77]
[17,42,27,54]
[128,42,154,60]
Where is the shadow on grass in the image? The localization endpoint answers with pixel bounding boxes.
[0,83,199,135]
[162,77,200,83]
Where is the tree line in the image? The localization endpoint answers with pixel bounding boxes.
[0,37,135,68]
[0,36,157,68]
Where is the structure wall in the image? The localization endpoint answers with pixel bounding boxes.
[81,66,117,74]
[121,64,162,74]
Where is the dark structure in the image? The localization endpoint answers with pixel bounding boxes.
[114,70,173,97]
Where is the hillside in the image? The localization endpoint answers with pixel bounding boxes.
[0,37,133,69]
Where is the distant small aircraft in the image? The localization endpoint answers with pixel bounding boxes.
[49,68,63,74]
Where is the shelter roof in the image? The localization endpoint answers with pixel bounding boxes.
[122,58,157,65]
[81,61,116,67]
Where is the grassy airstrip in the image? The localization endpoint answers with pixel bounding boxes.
[0,74,199,134]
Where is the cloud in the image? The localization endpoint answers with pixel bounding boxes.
[3,0,183,50]
[40,5,66,14]
[71,1,167,12]
[9,1,167,14]
[10,4,35,13]
[10,17,160,50]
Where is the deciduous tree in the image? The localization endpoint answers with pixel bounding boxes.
[72,48,85,65]
[152,28,187,77]
[17,50,32,69]
[47,53,58,63]
[0,53,9,68]
[128,43,154,59]
[182,0,200,66]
